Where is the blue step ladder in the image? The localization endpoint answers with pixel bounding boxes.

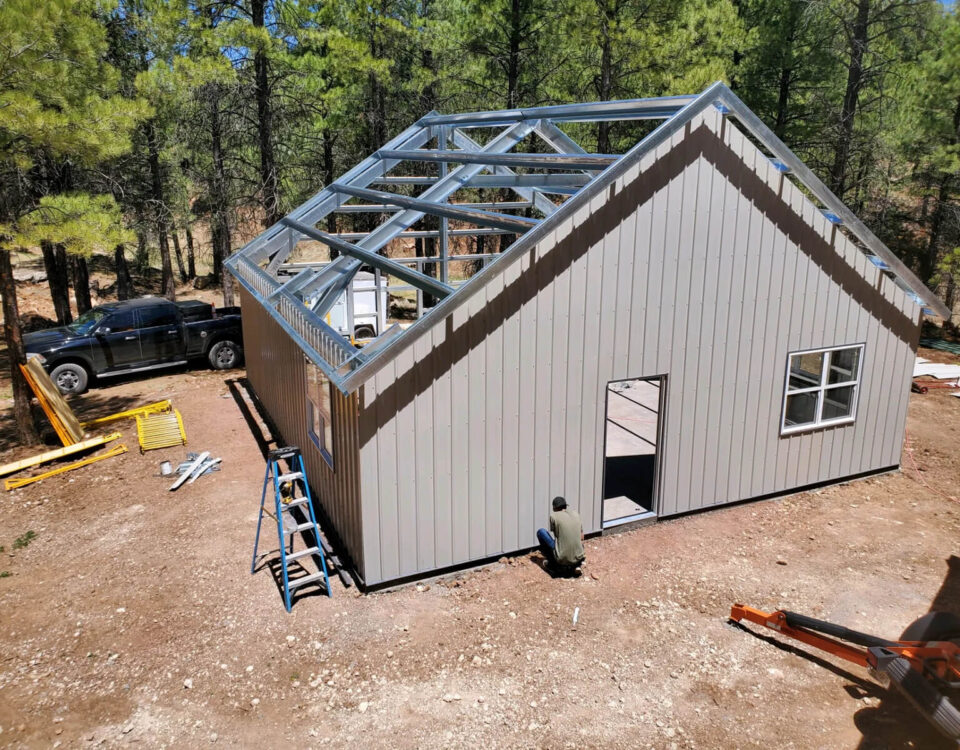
[251,446,332,611]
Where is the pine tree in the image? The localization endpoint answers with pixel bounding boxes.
[0,0,147,444]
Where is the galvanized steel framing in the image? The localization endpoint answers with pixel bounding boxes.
[226,81,949,398]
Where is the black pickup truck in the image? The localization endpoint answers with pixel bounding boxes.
[24,297,244,394]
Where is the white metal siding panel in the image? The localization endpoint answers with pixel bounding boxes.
[466,292,487,561]
[484,275,505,554]
[413,334,435,570]
[500,260,522,555]
[352,108,921,585]
[450,305,471,566]
[431,324,453,569]
[515,252,537,549]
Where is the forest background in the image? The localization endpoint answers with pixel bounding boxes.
[0,0,957,442]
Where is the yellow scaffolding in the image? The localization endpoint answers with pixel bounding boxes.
[136,409,187,452]
[80,400,172,428]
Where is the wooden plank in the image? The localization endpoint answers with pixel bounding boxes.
[5,443,128,491]
[21,359,84,445]
[0,432,122,478]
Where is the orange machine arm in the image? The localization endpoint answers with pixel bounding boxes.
[730,604,871,667]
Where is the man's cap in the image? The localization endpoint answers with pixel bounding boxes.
[552,496,567,511]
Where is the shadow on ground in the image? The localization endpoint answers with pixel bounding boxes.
[603,454,655,512]
[735,555,960,749]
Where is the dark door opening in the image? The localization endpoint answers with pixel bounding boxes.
[602,376,664,527]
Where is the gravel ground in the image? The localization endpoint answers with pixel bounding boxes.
[0,349,958,749]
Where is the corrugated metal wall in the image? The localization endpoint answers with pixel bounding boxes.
[239,287,365,574]
[355,107,920,586]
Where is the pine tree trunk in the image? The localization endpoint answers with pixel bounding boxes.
[71,255,92,314]
[507,0,521,108]
[135,217,150,274]
[923,177,952,282]
[323,132,338,238]
[772,4,800,139]
[185,224,196,279]
[252,0,280,228]
[774,65,793,139]
[222,265,234,307]
[924,98,960,283]
[115,244,133,300]
[829,0,870,198]
[144,121,175,300]
[209,83,232,292]
[171,231,188,283]
[1,249,39,445]
[596,4,614,153]
[41,240,72,325]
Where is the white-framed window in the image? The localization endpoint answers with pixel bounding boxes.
[781,344,864,435]
[305,357,334,468]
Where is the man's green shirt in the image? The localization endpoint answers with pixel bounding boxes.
[549,508,585,566]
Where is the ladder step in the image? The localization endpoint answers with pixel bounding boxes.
[287,571,327,590]
[286,546,320,562]
[277,472,303,483]
[283,521,315,536]
[281,497,309,509]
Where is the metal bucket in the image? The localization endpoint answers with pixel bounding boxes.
[159,461,173,476]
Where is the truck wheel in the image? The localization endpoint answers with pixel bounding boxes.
[354,325,376,340]
[884,655,960,742]
[50,362,89,395]
[208,340,243,370]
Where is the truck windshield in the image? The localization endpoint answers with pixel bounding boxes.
[66,308,109,335]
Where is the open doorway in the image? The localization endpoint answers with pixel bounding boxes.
[602,376,664,527]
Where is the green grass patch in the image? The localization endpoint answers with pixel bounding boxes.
[13,530,36,550]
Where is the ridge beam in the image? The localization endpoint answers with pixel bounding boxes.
[377,149,617,170]
[418,95,697,127]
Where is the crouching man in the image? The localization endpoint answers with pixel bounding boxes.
[536,496,585,575]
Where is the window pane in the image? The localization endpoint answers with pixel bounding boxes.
[137,305,178,328]
[788,352,823,389]
[828,347,860,385]
[785,391,819,426]
[323,393,333,453]
[822,385,855,420]
[106,311,135,332]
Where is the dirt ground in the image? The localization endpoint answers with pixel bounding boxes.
[0,339,959,748]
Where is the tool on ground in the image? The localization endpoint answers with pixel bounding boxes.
[174,452,220,478]
[251,446,332,611]
[169,451,209,490]
[160,461,173,476]
[80,400,172,428]
[5,444,128,490]
[730,604,960,742]
[912,379,960,394]
[136,409,187,452]
[0,432,122,478]
[20,360,83,445]
[187,456,221,483]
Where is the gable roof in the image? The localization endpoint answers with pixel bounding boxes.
[226,81,948,395]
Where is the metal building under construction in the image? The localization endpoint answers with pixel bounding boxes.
[227,81,949,588]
